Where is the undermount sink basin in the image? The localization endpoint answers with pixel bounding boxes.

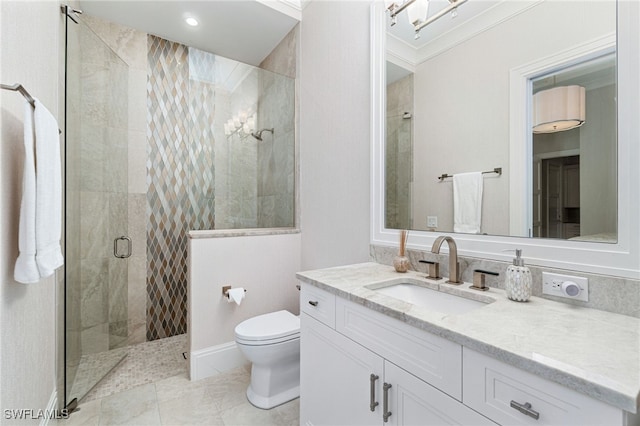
[367,281,488,315]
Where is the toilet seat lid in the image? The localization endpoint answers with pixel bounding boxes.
[235,310,300,342]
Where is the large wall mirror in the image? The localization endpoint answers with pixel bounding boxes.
[385,0,616,241]
[371,0,639,278]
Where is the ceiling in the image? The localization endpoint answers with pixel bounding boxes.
[385,0,541,71]
[78,0,301,66]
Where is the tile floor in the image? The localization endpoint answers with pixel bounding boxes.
[62,335,299,425]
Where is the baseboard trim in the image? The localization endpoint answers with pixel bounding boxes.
[190,341,247,381]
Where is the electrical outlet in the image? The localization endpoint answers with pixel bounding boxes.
[542,272,588,302]
[427,216,438,228]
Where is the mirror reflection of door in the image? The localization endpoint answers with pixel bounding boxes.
[538,156,580,239]
[544,159,563,239]
[531,51,615,242]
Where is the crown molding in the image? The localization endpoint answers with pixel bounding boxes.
[257,0,303,21]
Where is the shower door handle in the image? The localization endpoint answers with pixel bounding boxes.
[114,236,132,259]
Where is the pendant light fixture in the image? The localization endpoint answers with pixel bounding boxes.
[386,0,467,38]
[532,85,586,134]
[407,0,429,26]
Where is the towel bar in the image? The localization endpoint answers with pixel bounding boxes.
[438,167,502,182]
[1,83,35,107]
[1,83,62,134]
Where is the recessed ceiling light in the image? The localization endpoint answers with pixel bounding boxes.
[185,17,199,27]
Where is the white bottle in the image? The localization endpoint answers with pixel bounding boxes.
[505,249,532,302]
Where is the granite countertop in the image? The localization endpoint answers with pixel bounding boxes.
[296,262,640,413]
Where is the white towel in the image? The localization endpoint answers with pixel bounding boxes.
[14,99,64,283]
[453,172,483,234]
[34,98,64,277]
[14,102,39,283]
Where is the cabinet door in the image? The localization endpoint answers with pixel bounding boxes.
[300,313,384,426]
[384,361,495,426]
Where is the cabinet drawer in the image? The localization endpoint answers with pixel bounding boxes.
[463,348,623,425]
[336,297,462,400]
[300,283,336,328]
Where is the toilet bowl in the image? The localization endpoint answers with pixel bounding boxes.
[234,310,300,409]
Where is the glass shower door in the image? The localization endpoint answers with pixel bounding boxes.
[64,16,130,406]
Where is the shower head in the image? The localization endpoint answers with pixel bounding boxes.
[251,128,274,141]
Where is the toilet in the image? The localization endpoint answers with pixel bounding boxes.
[234,310,300,409]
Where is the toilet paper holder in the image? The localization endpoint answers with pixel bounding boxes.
[222,285,247,299]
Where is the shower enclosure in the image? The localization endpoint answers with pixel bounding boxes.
[62,7,296,407]
[63,11,130,407]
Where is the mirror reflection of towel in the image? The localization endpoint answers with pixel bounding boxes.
[453,172,483,234]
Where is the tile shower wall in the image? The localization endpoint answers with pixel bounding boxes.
[257,28,297,228]
[213,61,259,229]
[370,244,640,318]
[386,74,413,230]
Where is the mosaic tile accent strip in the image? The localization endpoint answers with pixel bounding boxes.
[188,51,216,231]
[147,36,190,340]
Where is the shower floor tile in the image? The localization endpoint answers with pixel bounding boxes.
[80,334,188,403]
[70,347,128,402]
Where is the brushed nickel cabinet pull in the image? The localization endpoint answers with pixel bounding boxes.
[370,374,379,412]
[510,400,540,420]
[383,382,392,422]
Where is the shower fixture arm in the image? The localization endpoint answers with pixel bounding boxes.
[251,128,275,141]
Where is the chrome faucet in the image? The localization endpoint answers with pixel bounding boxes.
[431,236,461,284]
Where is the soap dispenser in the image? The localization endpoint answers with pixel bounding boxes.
[505,249,532,302]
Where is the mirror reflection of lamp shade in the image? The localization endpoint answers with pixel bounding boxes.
[532,85,586,133]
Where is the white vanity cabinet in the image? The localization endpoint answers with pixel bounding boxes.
[300,283,494,426]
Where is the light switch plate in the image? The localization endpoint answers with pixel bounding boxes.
[542,272,588,302]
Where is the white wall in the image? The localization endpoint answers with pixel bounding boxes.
[188,232,301,378]
[299,1,371,270]
[411,1,615,236]
[580,84,617,235]
[0,0,62,419]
